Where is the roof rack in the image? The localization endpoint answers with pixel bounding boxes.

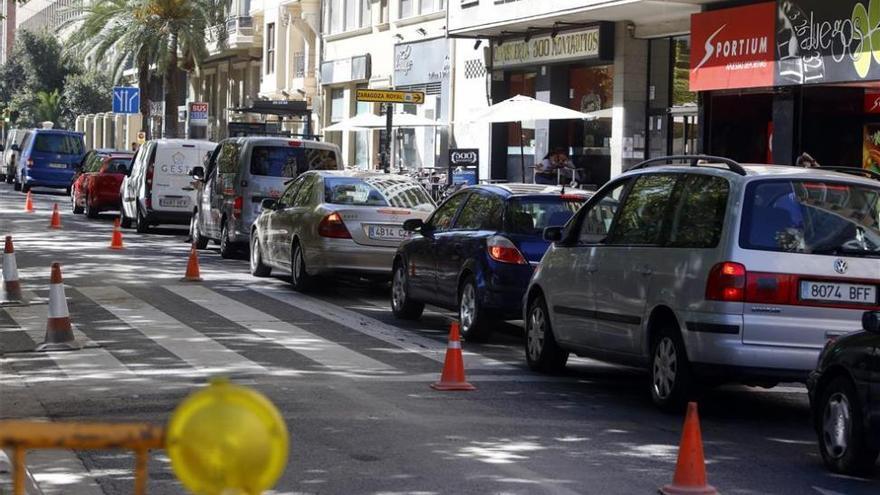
[818,166,880,181]
[630,155,747,176]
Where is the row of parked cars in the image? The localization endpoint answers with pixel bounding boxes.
[3,126,878,475]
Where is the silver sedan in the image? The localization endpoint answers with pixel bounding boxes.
[249,170,435,290]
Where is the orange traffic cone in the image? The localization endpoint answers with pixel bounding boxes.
[181,244,202,282]
[660,402,718,495]
[48,203,62,229]
[35,263,81,352]
[431,321,476,391]
[1,236,24,304]
[24,191,35,213]
[109,218,124,250]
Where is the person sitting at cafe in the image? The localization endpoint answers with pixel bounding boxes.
[535,148,576,185]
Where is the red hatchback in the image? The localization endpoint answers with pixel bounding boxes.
[71,151,134,218]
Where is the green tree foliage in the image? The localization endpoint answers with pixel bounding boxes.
[62,71,114,121]
[34,90,63,125]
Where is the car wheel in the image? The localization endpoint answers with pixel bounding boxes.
[458,275,492,342]
[120,210,132,229]
[12,172,21,191]
[85,194,98,218]
[649,327,693,413]
[250,234,271,277]
[219,222,236,259]
[190,214,208,250]
[71,192,83,214]
[290,241,313,292]
[819,376,879,475]
[391,261,424,320]
[21,182,30,193]
[135,205,150,234]
[525,294,569,373]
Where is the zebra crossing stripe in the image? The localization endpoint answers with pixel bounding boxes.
[4,303,134,379]
[251,285,518,371]
[166,285,396,375]
[78,286,266,375]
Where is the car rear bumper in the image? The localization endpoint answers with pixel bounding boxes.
[144,209,191,225]
[306,239,396,277]
[23,169,74,188]
[481,263,534,319]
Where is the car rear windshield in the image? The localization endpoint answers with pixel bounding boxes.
[250,146,338,177]
[33,133,84,155]
[741,179,880,257]
[506,196,586,236]
[106,158,132,174]
[324,177,434,211]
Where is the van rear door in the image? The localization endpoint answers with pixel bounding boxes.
[151,143,215,213]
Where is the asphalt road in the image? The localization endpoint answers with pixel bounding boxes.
[0,182,877,495]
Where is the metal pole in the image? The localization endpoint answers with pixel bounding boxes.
[383,103,393,172]
[519,121,526,182]
[134,449,148,495]
[13,447,25,495]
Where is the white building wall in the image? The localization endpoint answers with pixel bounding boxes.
[450,38,491,181]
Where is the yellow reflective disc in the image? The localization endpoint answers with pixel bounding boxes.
[166,378,289,495]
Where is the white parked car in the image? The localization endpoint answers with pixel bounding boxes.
[120,139,218,233]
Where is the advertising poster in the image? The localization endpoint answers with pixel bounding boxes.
[864,124,880,174]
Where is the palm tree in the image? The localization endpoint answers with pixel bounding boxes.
[64,0,227,138]
[34,90,63,126]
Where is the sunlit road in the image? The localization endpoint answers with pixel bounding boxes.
[1,183,877,494]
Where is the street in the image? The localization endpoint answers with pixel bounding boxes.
[0,183,877,495]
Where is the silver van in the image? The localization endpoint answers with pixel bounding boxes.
[189,137,342,258]
[526,156,880,411]
[2,129,29,184]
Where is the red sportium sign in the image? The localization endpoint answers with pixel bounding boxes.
[690,2,776,92]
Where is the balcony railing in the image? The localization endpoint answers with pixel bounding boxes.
[226,15,254,34]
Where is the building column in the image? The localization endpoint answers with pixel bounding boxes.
[92,113,104,149]
[611,23,648,177]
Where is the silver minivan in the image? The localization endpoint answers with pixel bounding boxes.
[526,156,880,410]
[189,137,342,258]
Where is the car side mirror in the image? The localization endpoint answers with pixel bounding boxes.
[863,311,880,335]
[190,166,205,181]
[403,218,425,232]
[543,226,563,242]
[260,198,277,211]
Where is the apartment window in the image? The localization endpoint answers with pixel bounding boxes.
[330,88,346,123]
[266,23,275,74]
[399,0,444,18]
[324,0,370,35]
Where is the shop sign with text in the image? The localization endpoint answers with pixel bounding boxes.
[491,24,614,69]
[866,90,880,114]
[689,2,776,92]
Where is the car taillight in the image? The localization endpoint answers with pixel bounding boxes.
[487,235,528,265]
[318,212,351,239]
[232,196,243,218]
[745,272,796,305]
[706,262,746,302]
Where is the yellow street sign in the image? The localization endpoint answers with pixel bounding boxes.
[356,89,425,105]
[136,131,146,144]
[166,378,289,495]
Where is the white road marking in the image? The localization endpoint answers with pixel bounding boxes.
[4,303,134,380]
[78,286,266,375]
[167,285,397,375]
[252,285,519,371]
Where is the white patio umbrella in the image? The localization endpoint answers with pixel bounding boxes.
[323,113,447,131]
[464,94,598,181]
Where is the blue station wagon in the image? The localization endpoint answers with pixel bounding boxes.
[391,184,591,341]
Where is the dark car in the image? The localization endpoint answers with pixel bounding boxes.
[13,129,85,193]
[391,184,591,341]
[71,151,135,217]
[808,311,880,475]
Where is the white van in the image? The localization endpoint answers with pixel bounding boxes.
[121,139,218,233]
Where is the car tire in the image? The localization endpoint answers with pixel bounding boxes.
[21,183,30,193]
[458,275,493,342]
[250,235,271,277]
[290,241,314,292]
[818,376,879,475]
[120,211,132,229]
[135,205,150,234]
[85,195,98,219]
[12,172,21,191]
[391,261,424,320]
[649,326,693,413]
[190,214,208,250]
[525,293,568,373]
[219,222,235,259]
[71,192,83,215]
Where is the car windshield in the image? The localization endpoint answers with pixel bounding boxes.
[33,133,84,155]
[741,180,880,257]
[250,146,338,177]
[506,196,586,236]
[324,177,434,211]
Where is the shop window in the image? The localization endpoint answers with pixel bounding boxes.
[354,92,371,168]
[647,35,698,158]
[399,0,444,18]
[265,23,275,74]
[567,65,614,185]
[324,0,370,34]
[506,72,537,149]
